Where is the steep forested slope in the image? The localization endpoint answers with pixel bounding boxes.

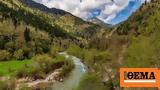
[0,1,77,89]
[1,0,160,90]
[0,0,72,38]
[117,0,160,68]
[73,1,160,90]
[20,0,110,39]
[0,0,82,60]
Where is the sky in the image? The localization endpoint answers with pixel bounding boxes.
[33,0,150,25]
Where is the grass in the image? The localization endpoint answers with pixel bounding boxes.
[0,60,33,76]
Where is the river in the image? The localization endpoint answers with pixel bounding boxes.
[49,52,87,90]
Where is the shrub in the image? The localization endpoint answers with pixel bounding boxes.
[16,64,44,79]
[14,49,24,60]
[59,58,74,77]
[76,73,106,90]
[50,55,66,70]
[33,54,54,73]
[0,50,11,61]
[49,46,60,58]
[16,68,28,78]
[67,45,84,58]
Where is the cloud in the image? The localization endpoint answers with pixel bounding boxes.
[33,0,150,24]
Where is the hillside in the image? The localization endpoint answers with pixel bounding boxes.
[0,0,160,90]
[20,0,110,39]
[116,0,160,68]
[72,0,160,89]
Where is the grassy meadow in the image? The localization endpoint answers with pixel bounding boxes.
[0,60,32,76]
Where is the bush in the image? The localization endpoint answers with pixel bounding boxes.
[49,46,60,58]
[33,54,54,73]
[16,63,44,79]
[67,45,84,58]
[14,49,24,60]
[16,68,28,78]
[76,73,106,90]
[0,50,11,61]
[59,58,74,77]
[15,54,68,79]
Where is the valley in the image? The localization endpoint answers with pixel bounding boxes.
[0,0,160,90]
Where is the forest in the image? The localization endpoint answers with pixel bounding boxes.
[0,0,160,90]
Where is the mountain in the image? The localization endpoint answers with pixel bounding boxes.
[0,0,73,39]
[1,0,160,90]
[20,0,67,16]
[20,0,110,39]
[117,0,160,68]
[89,17,112,27]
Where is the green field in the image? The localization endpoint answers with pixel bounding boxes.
[0,60,33,76]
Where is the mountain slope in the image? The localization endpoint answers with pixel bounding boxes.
[20,0,110,39]
[117,0,160,68]
[0,0,74,39]
[20,0,67,16]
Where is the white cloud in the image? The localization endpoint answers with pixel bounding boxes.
[33,0,149,24]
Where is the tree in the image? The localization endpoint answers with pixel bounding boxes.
[33,54,53,73]
[24,27,31,42]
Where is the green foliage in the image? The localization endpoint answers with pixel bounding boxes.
[67,45,84,58]
[0,1,71,38]
[13,49,24,60]
[60,58,74,77]
[15,54,55,78]
[124,8,160,68]
[0,50,11,61]
[33,54,54,73]
[117,1,160,35]
[124,33,160,67]
[67,45,112,76]
[16,64,44,79]
[76,73,106,90]
[83,49,112,74]
[13,54,74,79]
[49,46,60,58]
[0,18,53,60]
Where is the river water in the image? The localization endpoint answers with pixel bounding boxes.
[50,52,87,90]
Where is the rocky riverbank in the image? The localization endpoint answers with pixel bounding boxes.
[15,69,64,89]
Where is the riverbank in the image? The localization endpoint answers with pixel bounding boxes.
[50,52,87,90]
[0,53,75,89]
[16,68,63,90]
[0,52,87,90]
